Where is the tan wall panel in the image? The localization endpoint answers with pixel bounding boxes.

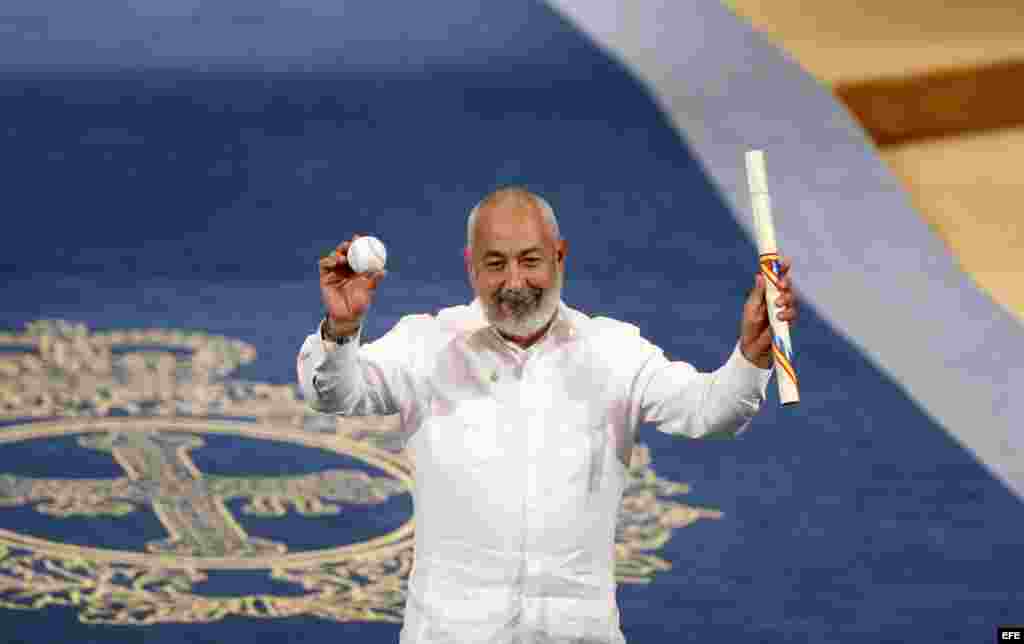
[882,127,1024,321]
[724,0,1024,83]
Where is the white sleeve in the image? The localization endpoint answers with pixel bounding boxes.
[295,315,429,417]
[629,337,772,439]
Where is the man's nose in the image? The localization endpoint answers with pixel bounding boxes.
[501,262,528,286]
[503,264,527,288]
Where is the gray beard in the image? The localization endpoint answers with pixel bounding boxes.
[483,269,564,339]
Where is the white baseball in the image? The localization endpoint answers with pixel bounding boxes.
[347,236,387,273]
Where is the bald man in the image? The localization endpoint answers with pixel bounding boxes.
[297,187,798,643]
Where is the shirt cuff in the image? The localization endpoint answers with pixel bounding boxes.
[316,319,362,368]
[319,318,361,352]
[720,341,773,402]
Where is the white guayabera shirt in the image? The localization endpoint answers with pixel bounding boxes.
[297,298,772,643]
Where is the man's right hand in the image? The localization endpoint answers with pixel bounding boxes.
[319,234,387,336]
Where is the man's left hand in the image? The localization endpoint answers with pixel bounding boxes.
[740,256,798,369]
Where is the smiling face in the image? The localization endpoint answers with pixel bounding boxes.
[466,193,568,341]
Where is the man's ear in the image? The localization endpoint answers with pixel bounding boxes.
[556,239,569,263]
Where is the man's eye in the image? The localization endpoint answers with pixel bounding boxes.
[487,263,504,270]
[523,258,540,266]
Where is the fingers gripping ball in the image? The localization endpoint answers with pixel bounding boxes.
[347,236,388,273]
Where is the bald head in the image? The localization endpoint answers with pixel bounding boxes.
[466,187,560,255]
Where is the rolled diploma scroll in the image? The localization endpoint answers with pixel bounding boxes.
[745,149,800,405]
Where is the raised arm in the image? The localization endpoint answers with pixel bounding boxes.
[627,265,798,438]
[297,314,426,416]
[295,234,409,416]
[630,337,772,439]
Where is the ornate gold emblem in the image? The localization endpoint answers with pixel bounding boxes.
[0,320,723,624]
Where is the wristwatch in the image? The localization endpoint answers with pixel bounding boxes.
[321,318,360,345]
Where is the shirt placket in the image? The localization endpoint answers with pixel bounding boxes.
[494,335,540,611]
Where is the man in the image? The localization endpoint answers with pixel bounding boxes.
[297,187,798,643]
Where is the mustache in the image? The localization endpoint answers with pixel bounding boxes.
[495,286,543,307]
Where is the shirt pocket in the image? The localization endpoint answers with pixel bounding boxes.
[426,396,502,468]
[552,402,611,498]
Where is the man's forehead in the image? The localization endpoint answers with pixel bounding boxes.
[480,244,544,258]
[475,221,549,255]
[475,204,549,242]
